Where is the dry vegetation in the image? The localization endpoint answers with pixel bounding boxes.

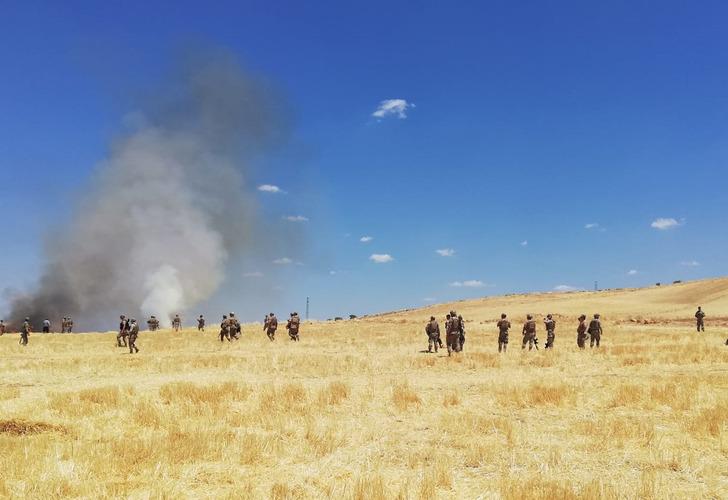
[1,278,727,498]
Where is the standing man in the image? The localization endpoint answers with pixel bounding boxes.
[20,317,31,346]
[264,313,278,341]
[60,317,67,333]
[147,316,159,331]
[445,310,461,356]
[0,319,5,336]
[695,306,705,332]
[197,315,205,332]
[42,318,51,333]
[522,314,537,351]
[544,314,556,349]
[66,317,74,333]
[286,312,300,341]
[172,314,182,332]
[425,316,440,353]
[497,313,511,353]
[117,315,129,347]
[457,314,466,351]
[588,313,603,348]
[128,318,140,354]
[576,315,588,349]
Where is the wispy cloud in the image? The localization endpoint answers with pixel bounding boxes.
[360,236,374,243]
[651,217,681,230]
[273,257,293,265]
[627,269,638,275]
[450,280,486,288]
[435,248,455,257]
[329,270,337,275]
[520,240,528,247]
[423,297,437,302]
[372,99,415,119]
[680,260,700,267]
[257,184,284,194]
[585,223,600,229]
[283,215,309,222]
[243,271,264,278]
[369,254,394,264]
[553,285,579,292]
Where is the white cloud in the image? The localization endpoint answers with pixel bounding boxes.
[651,217,681,230]
[273,257,293,265]
[627,269,638,275]
[681,260,700,267]
[257,184,284,194]
[435,248,455,257]
[243,271,263,278]
[360,236,374,243]
[372,99,415,119]
[553,285,579,292]
[520,240,528,247]
[329,270,337,275]
[369,254,394,264]
[450,280,485,288]
[423,297,437,302]
[585,223,600,229]
[283,215,309,222]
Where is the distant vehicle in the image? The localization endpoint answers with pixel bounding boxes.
[673,280,682,284]
[334,317,343,321]
[656,282,661,286]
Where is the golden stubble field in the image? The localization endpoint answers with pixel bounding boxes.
[1,279,727,499]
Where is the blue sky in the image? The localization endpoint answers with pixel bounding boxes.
[1,1,727,320]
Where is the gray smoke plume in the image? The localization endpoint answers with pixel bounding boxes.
[10,53,289,330]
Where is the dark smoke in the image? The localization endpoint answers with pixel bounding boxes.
[9,52,289,330]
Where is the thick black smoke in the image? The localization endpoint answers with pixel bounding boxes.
[9,53,289,330]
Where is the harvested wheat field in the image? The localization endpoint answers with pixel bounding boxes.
[1,278,727,499]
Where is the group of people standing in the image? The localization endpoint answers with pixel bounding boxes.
[116,315,140,353]
[425,311,466,356]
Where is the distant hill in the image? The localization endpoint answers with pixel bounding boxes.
[365,277,728,325]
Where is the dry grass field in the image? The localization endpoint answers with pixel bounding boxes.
[1,278,727,499]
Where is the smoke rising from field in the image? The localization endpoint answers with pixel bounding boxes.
[9,53,288,329]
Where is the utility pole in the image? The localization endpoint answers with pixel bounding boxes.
[305,296,309,321]
[594,281,598,291]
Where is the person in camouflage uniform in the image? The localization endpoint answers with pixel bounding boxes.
[576,315,588,349]
[0,319,6,336]
[544,314,556,349]
[264,313,278,341]
[497,313,511,352]
[66,317,74,333]
[695,307,705,332]
[60,317,67,333]
[128,318,140,354]
[172,314,182,332]
[20,317,31,346]
[229,313,241,340]
[445,310,461,356]
[286,312,300,341]
[219,315,231,342]
[588,313,602,348]
[457,314,466,351]
[117,315,129,347]
[197,315,205,332]
[425,316,440,353]
[522,314,537,350]
[147,316,159,331]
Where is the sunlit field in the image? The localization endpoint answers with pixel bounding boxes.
[1,279,727,499]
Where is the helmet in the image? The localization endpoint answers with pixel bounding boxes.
[25,317,30,321]
[594,313,600,318]
[547,314,552,319]
[527,314,533,320]
[430,316,435,321]
[501,313,507,319]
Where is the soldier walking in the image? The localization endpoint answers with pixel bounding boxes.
[286,312,300,341]
[497,313,511,352]
[0,319,5,336]
[576,315,588,349]
[522,314,537,350]
[147,316,159,331]
[588,314,602,348]
[445,310,461,356]
[544,314,556,349]
[425,316,440,353]
[457,314,466,351]
[695,307,705,332]
[66,317,74,333]
[229,313,241,340]
[264,313,278,341]
[128,319,140,353]
[172,314,182,332]
[117,315,129,347]
[61,317,67,333]
[20,317,31,346]
[219,315,231,342]
[197,315,205,332]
